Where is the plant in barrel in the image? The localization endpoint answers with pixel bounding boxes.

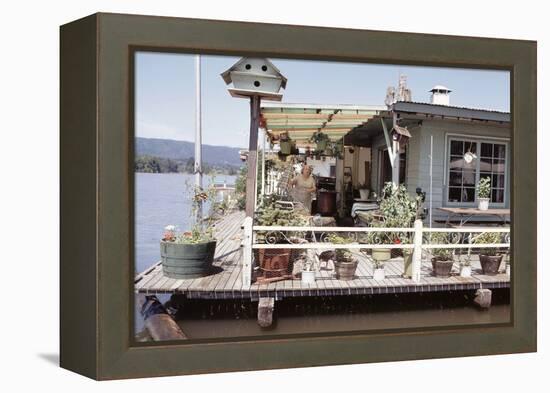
[160,182,219,279]
[254,197,308,282]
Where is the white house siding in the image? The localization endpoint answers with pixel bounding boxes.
[415,119,510,223]
[367,119,510,223]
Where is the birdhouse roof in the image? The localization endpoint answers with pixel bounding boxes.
[391,124,411,138]
[221,57,287,89]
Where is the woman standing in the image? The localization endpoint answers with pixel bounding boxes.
[289,164,316,213]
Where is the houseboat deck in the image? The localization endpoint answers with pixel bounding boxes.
[135,212,510,300]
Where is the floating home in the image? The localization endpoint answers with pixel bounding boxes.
[136,61,511,338]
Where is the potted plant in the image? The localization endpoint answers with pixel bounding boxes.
[377,182,421,277]
[402,244,414,278]
[334,139,344,159]
[279,132,292,155]
[357,183,370,200]
[474,232,503,275]
[301,260,316,284]
[310,131,330,153]
[160,184,219,279]
[477,177,491,210]
[328,234,358,281]
[459,253,472,278]
[429,232,454,277]
[255,199,308,279]
[372,258,385,281]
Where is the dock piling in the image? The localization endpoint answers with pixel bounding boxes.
[473,288,492,309]
[257,297,275,328]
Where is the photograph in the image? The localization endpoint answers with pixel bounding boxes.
[133,53,511,342]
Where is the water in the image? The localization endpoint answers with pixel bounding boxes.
[175,292,510,339]
[135,173,510,339]
[135,173,236,274]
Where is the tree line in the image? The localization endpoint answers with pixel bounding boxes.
[135,155,241,176]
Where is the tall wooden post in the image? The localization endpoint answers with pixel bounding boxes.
[245,95,261,218]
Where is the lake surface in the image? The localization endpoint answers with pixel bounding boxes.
[135,173,510,339]
[135,172,236,274]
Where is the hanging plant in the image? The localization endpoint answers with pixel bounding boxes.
[310,131,330,153]
[279,132,292,155]
[334,139,344,159]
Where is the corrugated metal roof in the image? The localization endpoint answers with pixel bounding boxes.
[392,101,510,122]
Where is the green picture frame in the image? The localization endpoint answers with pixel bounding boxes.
[60,12,536,380]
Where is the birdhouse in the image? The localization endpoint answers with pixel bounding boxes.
[390,124,411,144]
[221,57,287,101]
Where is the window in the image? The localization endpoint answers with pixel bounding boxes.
[447,138,507,205]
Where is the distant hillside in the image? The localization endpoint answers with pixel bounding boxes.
[135,137,243,166]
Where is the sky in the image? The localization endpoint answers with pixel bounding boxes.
[135,52,510,148]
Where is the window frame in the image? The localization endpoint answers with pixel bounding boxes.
[444,134,509,208]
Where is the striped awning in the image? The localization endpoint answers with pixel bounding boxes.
[260,103,384,147]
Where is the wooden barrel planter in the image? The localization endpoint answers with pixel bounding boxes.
[160,240,217,279]
[256,248,292,278]
[479,254,503,275]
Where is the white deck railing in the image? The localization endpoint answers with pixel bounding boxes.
[240,217,510,287]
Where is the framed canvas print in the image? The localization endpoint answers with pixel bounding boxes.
[60,13,537,380]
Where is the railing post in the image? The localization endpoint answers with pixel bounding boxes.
[412,219,423,282]
[242,216,253,288]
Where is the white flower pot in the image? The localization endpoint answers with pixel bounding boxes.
[478,198,490,211]
[373,268,385,281]
[460,265,472,278]
[301,270,316,284]
[359,189,370,200]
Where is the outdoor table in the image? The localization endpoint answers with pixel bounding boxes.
[437,207,510,227]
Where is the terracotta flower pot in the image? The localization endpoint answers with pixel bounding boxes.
[431,257,453,277]
[479,254,503,275]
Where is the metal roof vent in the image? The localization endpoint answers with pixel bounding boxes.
[429,85,452,106]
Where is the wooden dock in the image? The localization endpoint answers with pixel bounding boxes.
[134,212,510,300]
